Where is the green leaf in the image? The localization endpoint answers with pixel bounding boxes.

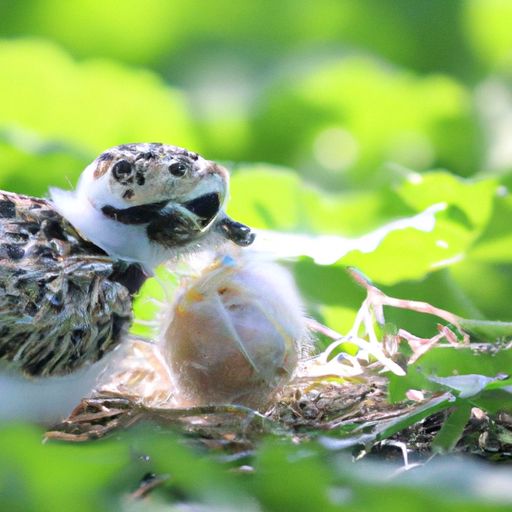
[340,219,465,285]
[432,403,472,454]
[450,261,512,324]
[254,441,339,512]
[319,393,456,450]
[388,347,512,402]
[465,0,512,70]
[375,393,456,442]
[128,427,252,507]
[396,172,496,230]
[293,257,365,307]
[0,38,201,197]
[0,139,86,196]
[228,166,408,235]
[15,0,185,65]
[0,425,128,512]
[382,269,486,340]
[459,318,512,341]
[472,389,512,414]
[340,172,498,285]
[469,194,512,263]
[249,57,479,185]
[428,374,503,399]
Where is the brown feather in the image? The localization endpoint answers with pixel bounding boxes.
[0,191,134,377]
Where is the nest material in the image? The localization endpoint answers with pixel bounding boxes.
[44,267,512,463]
[46,376,512,464]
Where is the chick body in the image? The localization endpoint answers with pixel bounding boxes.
[162,253,306,409]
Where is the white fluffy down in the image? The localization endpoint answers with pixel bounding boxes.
[161,251,308,408]
[0,352,116,425]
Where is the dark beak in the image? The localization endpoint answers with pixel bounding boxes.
[217,216,256,247]
[183,192,221,228]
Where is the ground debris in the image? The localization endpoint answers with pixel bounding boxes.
[269,376,405,429]
[45,374,511,464]
[45,272,512,464]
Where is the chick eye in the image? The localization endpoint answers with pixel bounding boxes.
[168,161,187,177]
[112,159,133,181]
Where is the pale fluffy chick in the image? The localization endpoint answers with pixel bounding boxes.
[94,250,309,411]
[161,250,309,409]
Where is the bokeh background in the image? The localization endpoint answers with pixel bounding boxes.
[1,2,512,509]
[3,0,512,189]
[2,0,512,190]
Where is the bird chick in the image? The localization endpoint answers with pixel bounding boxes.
[160,251,308,410]
[51,142,255,271]
[0,143,255,381]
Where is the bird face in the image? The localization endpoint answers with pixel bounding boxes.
[51,143,255,269]
[85,143,229,242]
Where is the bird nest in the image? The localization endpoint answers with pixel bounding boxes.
[45,267,512,462]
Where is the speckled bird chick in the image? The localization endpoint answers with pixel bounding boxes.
[0,143,255,379]
[51,143,254,270]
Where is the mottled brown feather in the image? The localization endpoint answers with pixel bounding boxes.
[0,191,133,377]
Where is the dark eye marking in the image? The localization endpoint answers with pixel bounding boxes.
[97,151,114,162]
[135,151,155,161]
[112,159,133,182]
[102,201,168,224]
[184,193,220,224]
[103,193,221,227]
[135,171,146,186]
[168,161,187,177]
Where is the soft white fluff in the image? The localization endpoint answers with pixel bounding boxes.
[0,353,115,425]
[50,185,171,270]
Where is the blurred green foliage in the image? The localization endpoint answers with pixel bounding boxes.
[1,1,512,510]
[2,423,512,512]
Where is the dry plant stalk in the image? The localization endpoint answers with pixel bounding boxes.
[301,267,469,380]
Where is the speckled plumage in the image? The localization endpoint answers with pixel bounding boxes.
[0,190,132,377]
[0,143,255,380]
[51,143,255,268]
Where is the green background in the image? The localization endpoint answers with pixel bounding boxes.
[1,1,512,510]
